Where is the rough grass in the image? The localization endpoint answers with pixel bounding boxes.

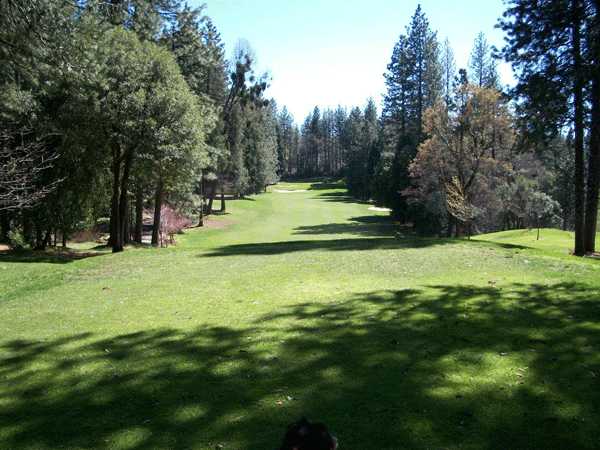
[1,182,600,449]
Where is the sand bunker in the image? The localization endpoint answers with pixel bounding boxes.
[368,206,392,212]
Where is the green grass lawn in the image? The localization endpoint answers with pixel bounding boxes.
[1,181,600,450]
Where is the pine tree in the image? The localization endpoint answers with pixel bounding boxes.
[96,0,181,41]
[344,107,365,198]
[219,39,268,207]
[584,1,600,252]
[440,38,456,109]
[383,35,412,136]
[469,32,499,88]
[499,0,595,255]
[308,106,322,175]
[243,103,279,194]
[333,106,348,174]
[158,5,227,217]
[363,99,380,199]
[379,5,442,221]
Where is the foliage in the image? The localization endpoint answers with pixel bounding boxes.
[158,204,192,246]
[7,228,25,249]
[0,0,286,252]
[407,84,516,235]
[0,129,58,211]
[468,32,499,88]
[499,0,600,254]
[377,5,442,221]
[276,106,299,176]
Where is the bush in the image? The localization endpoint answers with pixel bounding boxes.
[8,229,26,250]
[159,205,192,247]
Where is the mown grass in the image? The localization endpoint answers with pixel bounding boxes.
[1,182,600,449]
[472,227,592,259]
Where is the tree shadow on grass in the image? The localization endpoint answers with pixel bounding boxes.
[294,215,398,238]
[201,231,538,258]
[1,282,599,449]
[315,191,371,204]
[202,236,452,257]
[0,249,107,264]
[309,180,346,190]
[471,239,534,252]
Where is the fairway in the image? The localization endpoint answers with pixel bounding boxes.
[2,181,600,450]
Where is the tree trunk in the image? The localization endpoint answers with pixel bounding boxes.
[207,194,214,214]
[572,0,586,256]
[134,186,143,243]
[447,214,454,238]
[123,202,130,245]
[109,145,121,251]
[35,226,45,250]
[198,173,204,227]
[44,230,51,248]
[151,179,163,247]
[22,214,32,246]
[198,201,204,227]
[62,231,67,248]
[116,150,133,251]
[220,178,226,212]
[0,213,10,243]
[584,42,600,252]
[207,179,216,214]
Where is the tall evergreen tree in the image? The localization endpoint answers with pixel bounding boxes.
[308,106,322,175]
[379,5,442,221]
[94,0,181,41]
[499,0,595,255]
[440,38,457,109]
[469,32,499,88]
[164,5,227,104]
[345,107,366,198]
[277,106,296,176]
[584,1,600,252]
[333,106,348,174]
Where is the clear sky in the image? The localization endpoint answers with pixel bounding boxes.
[193,0,511,122]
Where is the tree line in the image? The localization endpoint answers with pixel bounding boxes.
[276,2,599,255]
[2,1,598,257]
[0,0,283,252]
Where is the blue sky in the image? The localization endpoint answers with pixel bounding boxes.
[194,0,511,122]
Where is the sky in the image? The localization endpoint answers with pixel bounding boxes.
[192,0,512,123]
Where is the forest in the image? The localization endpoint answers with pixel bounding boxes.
[1,1,599,256]
[289,4,599,251]
[2,1,600,449]
[1,0,280,252]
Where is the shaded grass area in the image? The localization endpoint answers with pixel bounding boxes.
[0,248,107,264]
[203,237,448,257]
[2,181,600,449]
[316,190,371,204]
[2,283,600,449]
[309,180,346,190]
[294,215,398,237]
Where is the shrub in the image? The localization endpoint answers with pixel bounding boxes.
[8,229,26,250]
[159,205,192,246]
